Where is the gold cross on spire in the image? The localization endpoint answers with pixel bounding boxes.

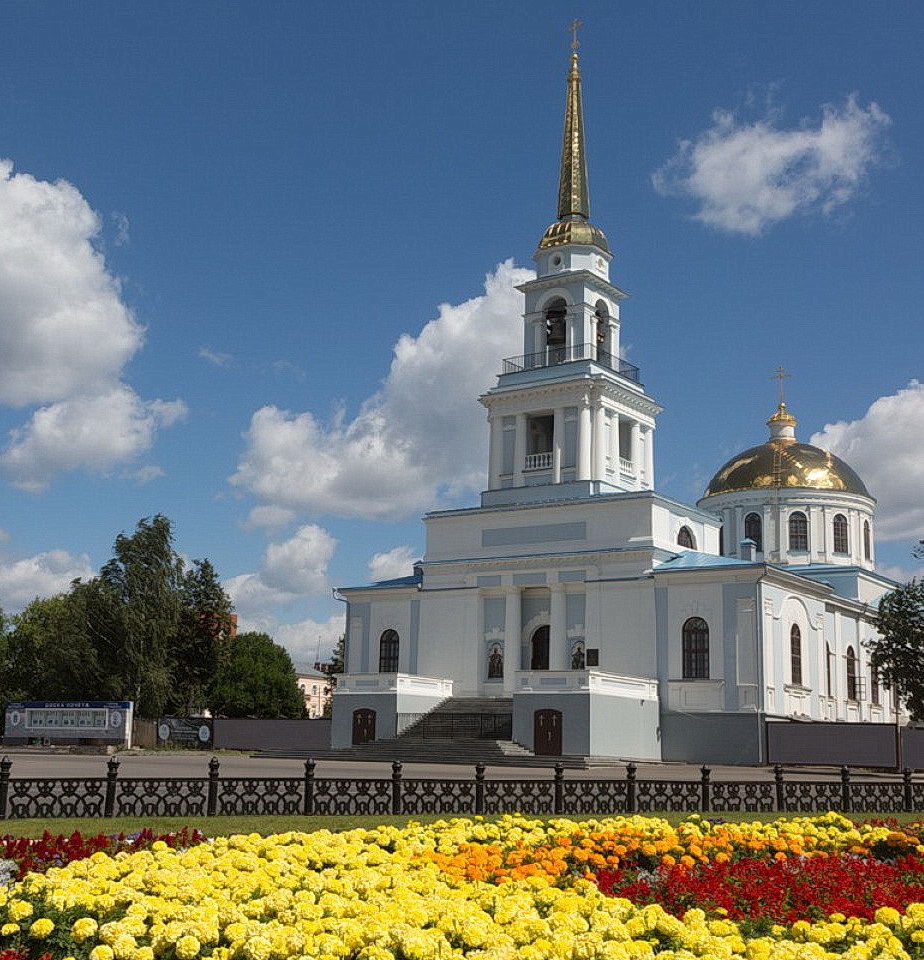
[570,18,583,54]
[771,366,791,405]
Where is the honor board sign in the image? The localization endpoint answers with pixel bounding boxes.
[4,701,134,746]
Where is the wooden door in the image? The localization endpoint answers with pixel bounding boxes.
[352,709,376,745]
[534,709,562,756]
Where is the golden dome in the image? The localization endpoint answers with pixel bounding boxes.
[703,402,871,499]
[538,218,610,252]
[703,440,871,498]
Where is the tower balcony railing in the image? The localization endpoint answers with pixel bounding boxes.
[502,342,640,382]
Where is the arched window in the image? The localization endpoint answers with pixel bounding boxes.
[833,514,849,554]
[790,625,802,686]
[788,511,808,552]
[378,630,399,673]
[870,668,880,706]
[677,526,696,549]
[846,645,858,701]
[545,299,567,362]
[863,520,872,561]
[825,642,833,697]
[594,303,609,360]
[744,512,763,552]
[682,617,709,679]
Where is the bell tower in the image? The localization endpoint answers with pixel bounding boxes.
[480,31,662,508]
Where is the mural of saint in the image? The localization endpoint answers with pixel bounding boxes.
[487,643,504,679]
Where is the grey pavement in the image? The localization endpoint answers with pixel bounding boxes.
[0,749,897,782]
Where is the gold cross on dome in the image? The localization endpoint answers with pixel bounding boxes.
[570,18,583,54]
[771,366,791,405]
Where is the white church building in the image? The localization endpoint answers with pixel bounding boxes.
[330,43,898,764]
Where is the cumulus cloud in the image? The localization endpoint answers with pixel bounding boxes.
[2,387,187,492]
[0,549,95,613]
[231,260,531,521]
[224,524,337,619]
[0,158,184,488]
[810,381,924,542]
[243,505,297,532]
[368,545,418,583]
[653,95,891,235]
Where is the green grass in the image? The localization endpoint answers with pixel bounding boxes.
[1,809,920,838]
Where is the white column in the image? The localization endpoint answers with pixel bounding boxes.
[577,401,592,480]
[643,426,655,489]
[734,506,743,556]
[612,412,621,465]
[552,407,564,483]
[631,422,641,485]
[763,504,775,560]
[487,414,502,489]
[593,403,606,481]
[503,589,521,693]
[513,413,526,486]
[550,584,567,671]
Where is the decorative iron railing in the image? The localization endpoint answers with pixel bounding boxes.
[0,756,919,819]
[502,343,641,382]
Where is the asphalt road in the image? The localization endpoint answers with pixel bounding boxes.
[0,749,889,782]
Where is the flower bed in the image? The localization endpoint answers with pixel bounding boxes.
[1,814,924,959]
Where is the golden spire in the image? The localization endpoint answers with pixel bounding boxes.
[767,366,797,428]
[557,19,590,221]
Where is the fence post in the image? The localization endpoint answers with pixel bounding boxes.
[774,764,785,813]
[626,762,637,814]
[304,758,316,816]
[391,761,403,816]
[207,756,220,816]
[0,757,11,820]
[700,765,711,813]
[553,762,564,815]
[904,767,914,813]
[474,762,485,816]
[840,766,851,814]
[104,756,120,817]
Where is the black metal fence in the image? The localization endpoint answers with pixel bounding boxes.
[2,756,924,820]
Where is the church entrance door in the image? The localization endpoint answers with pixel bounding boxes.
[352,709,376,745]
[534,709,562,756]
[530,625,550,670]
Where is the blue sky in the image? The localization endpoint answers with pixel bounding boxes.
[1,1,923,668]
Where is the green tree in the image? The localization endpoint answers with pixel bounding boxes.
[868,579,924,720]
[6,593,101,702]
[170,559,236,714]
[208,631,305,718]
[96,515,184,716]
[322,634,344,717]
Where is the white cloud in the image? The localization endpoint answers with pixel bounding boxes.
[243,505,297,531]
[810,381,924,542]
[0,158,185,488]
[0,160,143,405]
[0,549,95,613]
[653,95,891,235]
[199,347,233,368]
[231,260,531,520]
[224,524,337,618]
[368,545,418,583]
[2,387,187,492]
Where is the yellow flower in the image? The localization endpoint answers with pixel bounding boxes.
[29,917,55,939]
[89,947,115,960]
[0,923,20,937]
[7,900,33,922]
[73,916,100,942]
[174,935,200,960]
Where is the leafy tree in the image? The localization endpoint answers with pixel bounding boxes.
[868,579,924,720]
[6,593,101,702]
[170,559,236,714]
[322,634,345,717]
[208,631,306,719]
[96,515,184,716]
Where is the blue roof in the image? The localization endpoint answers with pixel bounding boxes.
[367,573,423,589]
[655,551,752,570]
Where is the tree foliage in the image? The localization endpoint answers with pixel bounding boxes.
[869,579,924,720]
[209,631,306,719]
[1,515,240,719]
